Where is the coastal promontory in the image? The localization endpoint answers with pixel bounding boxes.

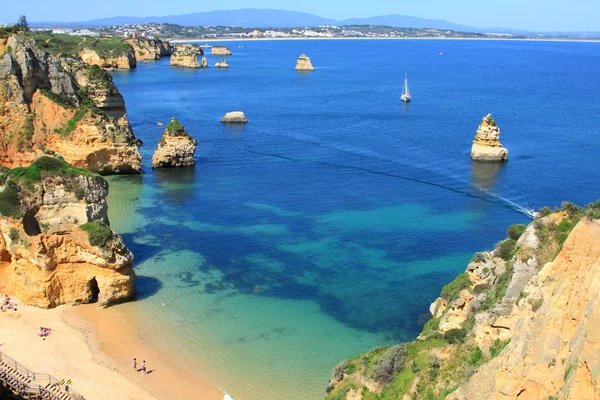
[0,156,136,308]
[152,118,198,168]
[326,202,600,399]
[470,114,509,161]
[295,54,315,71]
[126,37,173,61]
[0,33,142,174]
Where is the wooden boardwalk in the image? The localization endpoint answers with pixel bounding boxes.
[0,352,85,400]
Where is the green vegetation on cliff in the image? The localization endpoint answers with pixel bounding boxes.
[30,31,132,58]
[326,201,600,400]
[80,221,113,247]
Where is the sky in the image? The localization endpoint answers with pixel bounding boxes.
[3,0,600,32]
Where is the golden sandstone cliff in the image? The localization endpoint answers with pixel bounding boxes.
[0,34,142,174]
[326,202,600,400]
[211,46,232,56]
[0,157,135,308]
[169,44,202,68]
[470,114,509,161]
[151,118,198,168]
[126,38,173,61]
[295,54,315,71]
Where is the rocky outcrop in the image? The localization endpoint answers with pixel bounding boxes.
[470,114,508,161]
[327,202,600,400]
[0,157,135,308]
[201,56,208,68]
[169,45,200,68]
[221,111,248,123]
[126,38,173,61]
[295,54,314,71]
[211,46,232,56]
[151,118,198,168]
[215,59,229,68]
[78,47,136,69]
[172,44,203,56]
[0,34,142,174]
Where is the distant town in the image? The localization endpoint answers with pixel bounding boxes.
[3,22,597,41]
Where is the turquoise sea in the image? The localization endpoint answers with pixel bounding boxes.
[107,39,600,400]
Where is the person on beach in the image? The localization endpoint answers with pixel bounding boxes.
[133,358,137,371]
[141,360,147,375]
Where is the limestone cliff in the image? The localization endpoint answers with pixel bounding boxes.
[0,34,142,174]
[126,38,173,61]
[151,118,198,168]
[78,47,136,69]
[211,46,232,56]
[470,114,509,161]
[0,156,135,308]
[169,45,201,68]
[326,202,600,400]
[295,54,315,71]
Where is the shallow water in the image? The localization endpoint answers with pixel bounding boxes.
[107,39,600,400]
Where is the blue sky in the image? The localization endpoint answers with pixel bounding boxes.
[3,0,600,31]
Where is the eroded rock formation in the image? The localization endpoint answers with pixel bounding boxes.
[295,54,315,71]
[211,46,232,56]
[326,202,600,399]
[78,47,137,69]
[0,157,135,308]
[221,111,248,123]
[169,45,200,68]
[0,34,142,174]
[215,59,229,68]
[470,114,509,161]
[151,118,198,168]
[126,38,173,61]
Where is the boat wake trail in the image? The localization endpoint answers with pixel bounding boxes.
[246,146,534,219]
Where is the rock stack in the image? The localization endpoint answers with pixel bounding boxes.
[169,45,200,68]
[295,54,315,71]
[201,56,209,68]
[212,46,233,56]
[152,118,198,168]
[470,114,509,161]
[215,59,229,68]
[221,112,248,123]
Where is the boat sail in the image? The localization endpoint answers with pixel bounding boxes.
[401,73,411,103]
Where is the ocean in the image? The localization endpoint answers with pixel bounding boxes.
[106,38,600,400]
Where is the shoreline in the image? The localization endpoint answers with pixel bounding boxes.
[168,36,600,44]
[0,299,225,400]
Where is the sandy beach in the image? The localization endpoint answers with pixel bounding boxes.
[0,298,225,400]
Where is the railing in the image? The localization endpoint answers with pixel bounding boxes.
[0,351,85,400]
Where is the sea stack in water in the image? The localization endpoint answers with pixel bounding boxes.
[221,112,248,123]
[470,114,508,161]
[201,56,209,68]
[212,46,233,56]
[215,59,229,68]
[152,118,198,168]
[169,45,200,68]
[295,54,315,71]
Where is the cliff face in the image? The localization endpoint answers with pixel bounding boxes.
[326,202,600,400]
[126,38,173,61]
[151,118,197,168]
[0,34,142,174]
[78,47,136,69]
[169,45,200,68]
[295,54,315,71]
[470,114,508,161]
[0,157,135,308]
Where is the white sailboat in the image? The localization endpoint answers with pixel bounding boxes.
[400,73,411,103]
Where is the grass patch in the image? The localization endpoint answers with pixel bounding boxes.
[490,339,511,358]
[80,221,113,247]
[421,317,440,336]
[31,31,132,59]
[441,273,471,302]
[54,107,88,137]
[8,156,94,185]
[0,183,22,218]
[480,263,514,311]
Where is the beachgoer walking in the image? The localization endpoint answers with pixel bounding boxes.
[141,360,147,375]
[133,358,137,371]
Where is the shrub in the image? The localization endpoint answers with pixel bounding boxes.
[470,347,483,365]
[530,298,543,312]
[373,344,407,385]
[443,328,468,344]
[421,317,440,335]
[0,184,22,218]
[507,224,527,241]
[496,238,516,261]
[75,187,85,200]
[441,273,471,302]
[8,227,19,241]
[538,206,552,217]
[561,202,580,218]
[80,221,113,247]
[490,339,511,358]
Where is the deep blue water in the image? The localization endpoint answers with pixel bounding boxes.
[107,39,600,400]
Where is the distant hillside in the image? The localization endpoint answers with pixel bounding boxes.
[341,14,481,33]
